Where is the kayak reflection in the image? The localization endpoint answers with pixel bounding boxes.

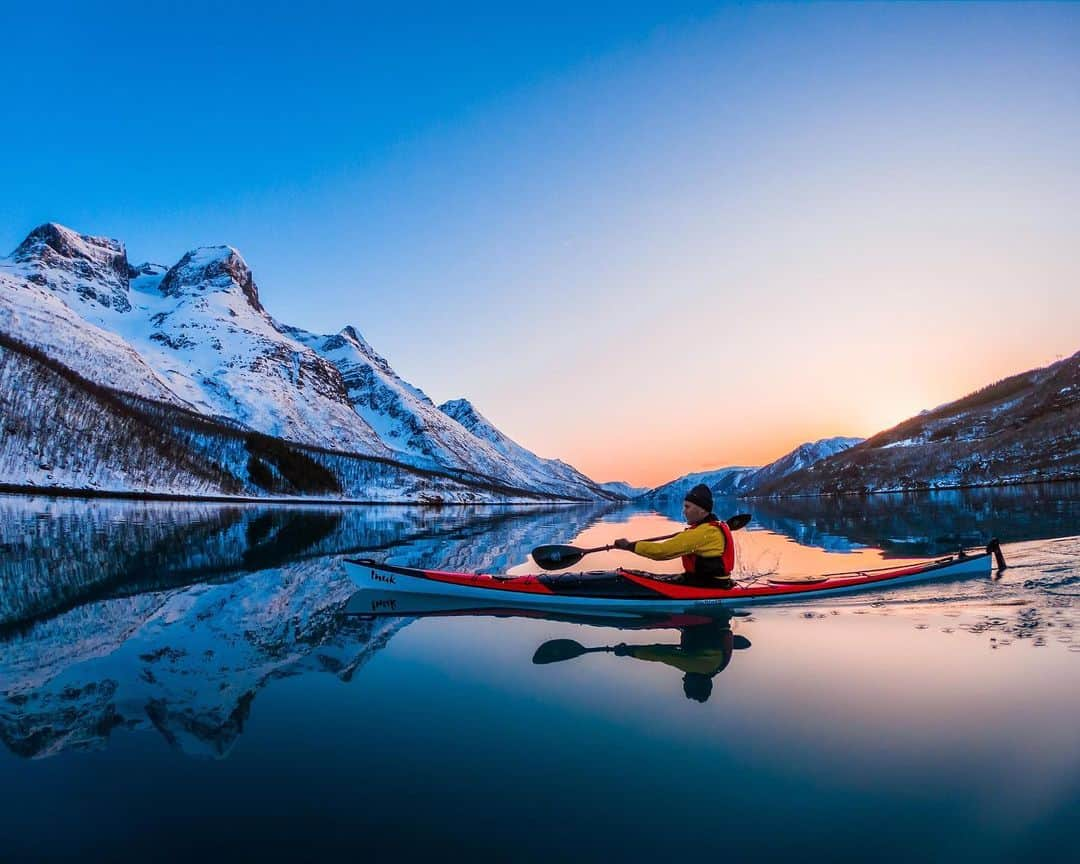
[533,617,751,703]
[343,589,751,703]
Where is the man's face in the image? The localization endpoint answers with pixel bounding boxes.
[683,500,708,523]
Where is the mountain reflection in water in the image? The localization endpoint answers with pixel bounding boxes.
[0,497,612,759]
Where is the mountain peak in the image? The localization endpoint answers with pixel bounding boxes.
[334,324,377,357]
[11,222,126,267]
[795,436,864,458]
[439,398,480,425]
[131,262,168,277]
[159,246,263,313]
[8,222,132,312]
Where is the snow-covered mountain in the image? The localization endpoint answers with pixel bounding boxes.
[640,466,760,501]
[1,224,386,454]
[639,436,865,501]
[598,481,647,499]
[744,436,864,492]
[147,246,389,454]
[0,224,191,406]
[0,223,609,501]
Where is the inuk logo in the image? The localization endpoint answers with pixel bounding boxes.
[370,570,395,584]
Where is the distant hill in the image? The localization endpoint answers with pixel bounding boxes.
[639,466,761,501]
[746,437,864,493]
[638,353,1080,499]
[754,352,1080,496]
[640,437,863,501]
[598,481,648,499]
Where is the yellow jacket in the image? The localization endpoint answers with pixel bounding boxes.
[632,521,727,561]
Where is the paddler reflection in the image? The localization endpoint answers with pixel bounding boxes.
[533,613,751,703]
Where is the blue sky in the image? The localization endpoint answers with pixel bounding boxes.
[2,2,1078,484]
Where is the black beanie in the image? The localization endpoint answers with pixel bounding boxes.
[684,483,713,513]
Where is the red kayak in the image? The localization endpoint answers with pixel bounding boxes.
[343,541,1005,614]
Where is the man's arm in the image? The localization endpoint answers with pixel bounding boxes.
[630,524,715,561]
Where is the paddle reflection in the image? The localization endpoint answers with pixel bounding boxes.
[344,590,752,703]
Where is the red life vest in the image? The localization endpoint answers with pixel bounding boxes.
[681,518,735,577]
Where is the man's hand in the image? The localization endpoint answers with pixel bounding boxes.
[613,538,634,551]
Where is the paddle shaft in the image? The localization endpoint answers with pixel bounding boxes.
[531,513,752,570]
[575,531,680,555]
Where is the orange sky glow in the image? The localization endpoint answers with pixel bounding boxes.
[561,346,1075,488]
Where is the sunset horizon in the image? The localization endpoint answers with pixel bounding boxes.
[583,346,1079,487]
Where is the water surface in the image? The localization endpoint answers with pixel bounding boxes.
[1,485,1077,862]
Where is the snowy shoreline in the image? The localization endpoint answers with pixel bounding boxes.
[0,483,588,507]
[3,473,1078,506]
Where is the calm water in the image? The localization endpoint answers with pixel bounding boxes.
[1,485,1078,862]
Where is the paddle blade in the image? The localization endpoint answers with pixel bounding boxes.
[532,639,589,664]
[531,544,587,570]
[727,513,752,531]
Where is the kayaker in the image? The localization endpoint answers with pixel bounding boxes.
[613,483,735,587]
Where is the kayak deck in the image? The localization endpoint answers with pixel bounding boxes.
[343,541,1004,612]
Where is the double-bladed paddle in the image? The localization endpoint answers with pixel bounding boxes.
[531,512,752,571]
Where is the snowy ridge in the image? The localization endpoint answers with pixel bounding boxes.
[599,481,647,499]
[136,245,388,454]
[641,466,760,500]
[284,325,540,484]
[439,398,608,497]
[745,436,864,492]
